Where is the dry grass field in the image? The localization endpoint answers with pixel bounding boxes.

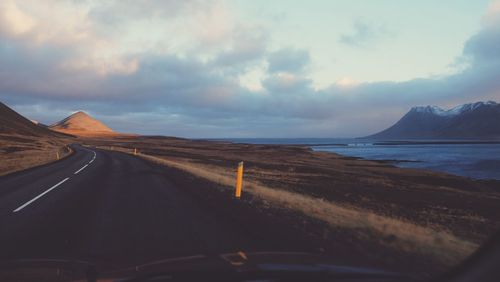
[0,102,75,176]
[0,133,72,176]
[81,135,500,274]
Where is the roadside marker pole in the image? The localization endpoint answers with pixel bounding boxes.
[134,148,137,155]
[56,151,60,160]
[235,161,244,198]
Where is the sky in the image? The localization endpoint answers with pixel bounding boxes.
[1,0,500,138]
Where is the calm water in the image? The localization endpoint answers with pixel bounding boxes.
[214,138,500,180]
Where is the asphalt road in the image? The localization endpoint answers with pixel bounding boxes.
[0,145,321,269]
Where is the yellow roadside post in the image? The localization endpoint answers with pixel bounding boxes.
[235,161,244,198]
[56,151,60,160]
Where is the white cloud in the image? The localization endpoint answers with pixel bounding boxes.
[0,0,247,77]
[60,57,140,76]
[191,0,234,45]
[483,0,500,25]
[0,1,499,137]
[0,1,36,35]
[335,77,358,88]
[239,67,265,92]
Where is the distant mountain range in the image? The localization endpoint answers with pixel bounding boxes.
[0,101,116,137]
[367,101,500,139]
[3,100,500,140]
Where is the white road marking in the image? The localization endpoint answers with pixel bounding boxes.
[89,151,96,163]
[74,164,89,174]
[13,177,70,213]
[12,149,97,213]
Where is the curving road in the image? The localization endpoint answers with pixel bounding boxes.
[0,145,321,269]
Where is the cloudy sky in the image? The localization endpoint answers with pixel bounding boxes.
[1,0,500,138]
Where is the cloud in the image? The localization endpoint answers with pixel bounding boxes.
[0,1,499,138]
[211,26,268,69]
[464,10,500,64]
[87,0,199,25]
[483,0,500,25]
[338,20,389,48]
[267,48,310,73]
[0,1,36,35]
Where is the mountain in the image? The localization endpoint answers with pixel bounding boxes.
[367,101,500,139]
[0,102,64,137]
[0,102,74,176]
[30,119,48,128]
[49,111,115,136]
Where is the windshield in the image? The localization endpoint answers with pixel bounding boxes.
[1,1,500,281]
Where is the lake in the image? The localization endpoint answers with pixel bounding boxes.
[213,138,500,180]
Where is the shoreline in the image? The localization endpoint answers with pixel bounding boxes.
[204,138,500,147]
[308,143,500,181]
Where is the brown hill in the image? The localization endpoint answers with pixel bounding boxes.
[49,111,116,136]
[0,101,72,176]
[0,102,64,137]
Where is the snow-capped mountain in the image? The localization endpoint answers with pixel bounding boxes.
[366,101,500,139]
[410,101,497,117]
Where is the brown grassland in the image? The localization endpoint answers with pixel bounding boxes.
[0,133,72,176]
[77,135,500,276]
